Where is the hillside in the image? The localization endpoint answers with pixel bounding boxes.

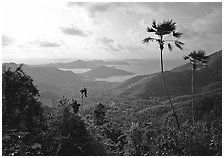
[113,50,222,98]
[80,65,134,78]
[38,90,61,107]
[3,63,83,90]
[171,50,221,74]
[34,60,129,69]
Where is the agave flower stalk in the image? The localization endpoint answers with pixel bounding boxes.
[184,50,209,124]
[143,19,184,131]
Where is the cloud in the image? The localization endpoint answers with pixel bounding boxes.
[2,34,14,46]
[120,44,148,54]
[60,25,90,36]
[67,2,120,16]
[97,36,148,54]
[192,9,221,35]
[98,37,120,51]
[180,8,221,40]
[102,37,119,52]
[127,28,142,42]
[67,2,165,17]
[29,39,60,47]
[126,45,146,53]
[98,36,113,44]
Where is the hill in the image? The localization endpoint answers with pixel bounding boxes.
[34,60,129,69]
[113,50,222,98]
[171,50,221,74]
[3,63,83,90]
[38,90,61,107]
[80,65,134,78]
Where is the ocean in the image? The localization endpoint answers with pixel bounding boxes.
[59,59,186,82]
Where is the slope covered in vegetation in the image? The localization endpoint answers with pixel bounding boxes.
[2,50,222,156]
[2,65,106,156]
[113,50,221,98]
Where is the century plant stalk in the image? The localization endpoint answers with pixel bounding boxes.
[159,37,181,131]
[184,50,209,125]
[143,19,184,131]
[191,65,195,124]
[81,95,84,112]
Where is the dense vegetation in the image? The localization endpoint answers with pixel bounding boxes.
[2,65,106,156]
[2,64,221,156]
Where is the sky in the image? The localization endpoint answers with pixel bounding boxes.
[2,2,222,64]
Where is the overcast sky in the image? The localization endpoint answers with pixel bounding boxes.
[2,2,222,63]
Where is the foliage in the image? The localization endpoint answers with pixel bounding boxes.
[142,19,184,131]
[2,63,221,156]
[2,130,43,156]
[93,103,106,125]
[142,19,184,51]
[184,50,209,70]
[122,120,221,156]
[124,122,147,155]
[90,90,222,156]
[70,99,81,114]
[42,97,106,156]
[2,65,43,131]
[2,66,106,156]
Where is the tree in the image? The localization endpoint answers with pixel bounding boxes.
[2,64,43,131]
[142,19,184,131]
[70,99,81,114]
[80,88,87,112]
[93,103,106,125]
[184,50,209,124]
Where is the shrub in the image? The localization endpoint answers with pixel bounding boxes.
[43,97,107,156]
[2,65,43,131]
[93,103,106,125]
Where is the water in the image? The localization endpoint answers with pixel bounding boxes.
[59,59,186,82]
[58,68,91,73]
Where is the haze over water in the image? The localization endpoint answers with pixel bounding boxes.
[56,59,186,82]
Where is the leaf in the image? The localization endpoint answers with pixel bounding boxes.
[156,19,176,35]
[168,43,172,51]
[187,50,209,64]
[142,37,156,43]
[183,56,189,60]
[174,43,183,50]
[152,20,157,29]
[173,31,183,38]
[175,40,184,45]
[174,40,184,50]
[147,26,156,33]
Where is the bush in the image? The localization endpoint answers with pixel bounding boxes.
[124,122,146,155]
[122,120,222,156]
[93,103,106,125]
[43,97,107,156]
[2,65,43,131]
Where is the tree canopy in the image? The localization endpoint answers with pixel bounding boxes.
[2,65,43,131]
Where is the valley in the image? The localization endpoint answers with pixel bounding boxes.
[2,50,222,156]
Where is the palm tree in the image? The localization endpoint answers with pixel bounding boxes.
[184,50,209,124]
[142,19,184,131]
[80,88,87,112]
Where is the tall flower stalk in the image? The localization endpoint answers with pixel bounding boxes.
[142,19,184,131]
[184,50,209,124]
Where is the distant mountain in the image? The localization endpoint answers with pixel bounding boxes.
[33,60,129,69]
[80,65,135,78]
[3,63,83,90]
[113,50,222,98]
